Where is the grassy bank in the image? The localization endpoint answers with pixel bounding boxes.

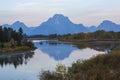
[59,38,120,43]
[40,45,120,80]
[0,46,35,53]
[0,41,36,54]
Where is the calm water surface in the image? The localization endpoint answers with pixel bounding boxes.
[0,40,112,80]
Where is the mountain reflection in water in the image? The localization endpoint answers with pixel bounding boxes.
[34,40,115,61]
[34,40,78,61]
[0,40,116,80]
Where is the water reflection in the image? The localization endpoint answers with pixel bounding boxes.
[0,51,34,68]
[34,40,116,61]
[0,41,116,68]
[0,40,116,80]
[34,41,78,61]
[75,43,116,53]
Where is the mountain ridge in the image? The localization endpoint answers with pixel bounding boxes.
[2,14,120,35]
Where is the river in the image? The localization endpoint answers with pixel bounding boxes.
[0,40,114,80]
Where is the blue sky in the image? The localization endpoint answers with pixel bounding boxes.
[0,0,120,26]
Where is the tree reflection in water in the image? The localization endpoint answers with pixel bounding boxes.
[0,51,34,68]
[74,43,117,52]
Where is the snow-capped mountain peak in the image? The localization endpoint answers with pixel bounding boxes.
[45,14,72,25]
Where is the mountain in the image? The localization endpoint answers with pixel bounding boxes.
[31,14,88,35]
[87,26,97,32]
[2,24,11,28]
[2,21,34,35]
[2,21,28,31]
[2,14,120,35]
[11,21,29,32]
[97,20,120,32]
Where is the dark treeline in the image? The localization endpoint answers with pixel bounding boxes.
[35,30,120,41]
[0,26,34,50]
[64,30,120,41]
[0,26,23,44]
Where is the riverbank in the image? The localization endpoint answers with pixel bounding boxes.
[28,37,120,43]
[0,46,36,54]
[59,39,120,43]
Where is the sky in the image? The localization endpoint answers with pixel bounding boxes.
[0,0,120,27]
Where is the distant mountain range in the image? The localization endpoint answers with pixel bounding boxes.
[2,14,120,35]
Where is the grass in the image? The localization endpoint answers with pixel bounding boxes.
[0,41,36,54]
[0,46,35,54]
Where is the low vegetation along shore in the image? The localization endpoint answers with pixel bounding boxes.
[0,26,35,53]
[30,30,120,42]
[40,44,120,80]
[0,43,35,53]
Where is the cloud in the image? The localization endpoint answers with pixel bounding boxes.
[0,0,120,26]
[70,9,120,26]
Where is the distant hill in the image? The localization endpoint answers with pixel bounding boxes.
[2,14,120,35]
[97,20,120,31]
